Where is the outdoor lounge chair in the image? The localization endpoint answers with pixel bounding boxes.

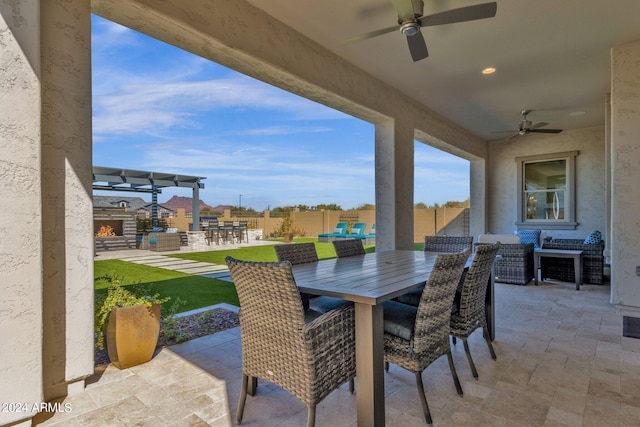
[382,250,470,424]
[317,222,348,242]
[335,222,367,240]
[362,223,376,245]
[226,257,356,427]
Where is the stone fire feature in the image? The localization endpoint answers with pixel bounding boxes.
[94,207,137,252]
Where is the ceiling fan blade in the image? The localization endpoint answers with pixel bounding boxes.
[529,129,563,134]
[406,31,429,61]
[419,2,497,28]
[340,24,400,45]
[529,121,549,130]
[391,0,418,22]
[492,130,517,134]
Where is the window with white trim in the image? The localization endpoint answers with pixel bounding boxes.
[515,151,578,230]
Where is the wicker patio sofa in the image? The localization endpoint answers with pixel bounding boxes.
[476,234,535,285]
[540,238,605,285]
[148,232,181,252]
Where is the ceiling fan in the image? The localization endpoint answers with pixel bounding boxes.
[494,110,563,139]
[341,0,497,62]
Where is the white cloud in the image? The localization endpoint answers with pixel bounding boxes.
[93,76,350,136]
[225,126,334,136]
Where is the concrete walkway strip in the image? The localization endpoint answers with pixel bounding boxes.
[140,259,201,267]
[114,253,229,277]
[159,262,220,271]
[175,265,228,274]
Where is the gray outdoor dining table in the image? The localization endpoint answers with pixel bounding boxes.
[291,249,497,427]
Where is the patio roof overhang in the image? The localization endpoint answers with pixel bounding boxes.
[92,166,206,229]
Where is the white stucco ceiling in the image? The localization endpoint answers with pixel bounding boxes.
[246,0,640,140]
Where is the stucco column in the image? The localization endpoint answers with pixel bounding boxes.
[611,39,640,307]
[192,186,200,231]
[0,2,44,425]
[469,158,487,238]
[375,119,415,251]
[41,0,94,401]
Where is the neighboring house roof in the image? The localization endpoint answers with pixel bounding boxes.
[162,195,218,212]
[142,203,174,213]
[93,196,149,210]
[93,196,177,213]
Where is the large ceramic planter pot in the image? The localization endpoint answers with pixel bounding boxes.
[106,303,161,369]
[284,232,294,243]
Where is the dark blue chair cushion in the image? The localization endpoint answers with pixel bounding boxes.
[308,296,349,313]
[382,300,417,341]
[395,288,423,307]
[304,308,323,323]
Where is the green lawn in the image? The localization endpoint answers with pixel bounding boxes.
[94,260,239,313]
[95,238,410,315]
[168,237,376,264]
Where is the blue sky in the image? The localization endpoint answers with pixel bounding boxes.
[91,15,469,211]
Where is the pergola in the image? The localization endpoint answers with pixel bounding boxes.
[92,166,206,230]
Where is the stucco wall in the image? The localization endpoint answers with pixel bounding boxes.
[611,39,640,306]
[0,2,44,424]
[40,0,94,401]
[486,127,606,238]
[1,2,94,423]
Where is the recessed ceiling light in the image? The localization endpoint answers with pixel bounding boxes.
[569,111,586,116]
[482,67,496,75]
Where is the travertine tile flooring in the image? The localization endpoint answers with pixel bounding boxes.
[34,280,640,426]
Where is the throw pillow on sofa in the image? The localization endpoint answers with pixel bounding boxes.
[516,229,542,249]
[584,230,602,244]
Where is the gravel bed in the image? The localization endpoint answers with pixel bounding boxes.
[95,307,239,367]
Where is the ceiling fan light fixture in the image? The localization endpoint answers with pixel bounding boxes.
[482,67,496,75]
[400,21,420,37]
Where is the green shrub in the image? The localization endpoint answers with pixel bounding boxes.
[94,272,169,349]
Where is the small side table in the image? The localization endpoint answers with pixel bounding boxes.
[534,249,584,290]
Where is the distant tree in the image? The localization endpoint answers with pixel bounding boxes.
[315,203,342,211]
[231,205,258,214]
[414,202,428,209]
[356,203,375,210]
[443,199,470,208]
[295,204,310,211]
[271,206,294,214]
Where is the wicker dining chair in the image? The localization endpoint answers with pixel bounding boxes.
[303,240,363,314]
[332,238,365,258]
[226,257,356,427]
[424,235,473,253]
[382,250,470,424]
[274,242,317,310]
[450,242,500,379]
[396,236,474,307]
[274,242,318,265]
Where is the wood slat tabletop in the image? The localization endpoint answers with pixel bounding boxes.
[292,250,438,304]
